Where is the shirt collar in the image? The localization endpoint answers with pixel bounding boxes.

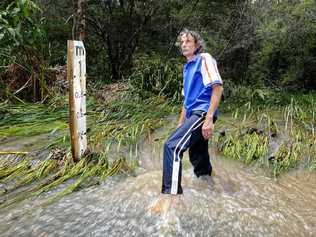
[184,54,200,66]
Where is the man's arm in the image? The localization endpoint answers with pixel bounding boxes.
[202,84,223,139]
[177,106,186,127]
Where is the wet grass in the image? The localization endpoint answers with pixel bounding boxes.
[0,100,69,138]
[0,90,177,208]
[215,87,316,177]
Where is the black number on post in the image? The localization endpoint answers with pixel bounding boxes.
[79,60,82,77]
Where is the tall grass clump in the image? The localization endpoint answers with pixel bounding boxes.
[128,54,183,102]
[216,86,316,177]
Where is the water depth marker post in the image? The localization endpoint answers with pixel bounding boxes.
[67,40,87,161]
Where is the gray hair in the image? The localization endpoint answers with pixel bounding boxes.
[176,28,206,54]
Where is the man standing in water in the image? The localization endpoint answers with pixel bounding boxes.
[150,29,223,212]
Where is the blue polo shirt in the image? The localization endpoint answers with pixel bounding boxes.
[183,53,223,118]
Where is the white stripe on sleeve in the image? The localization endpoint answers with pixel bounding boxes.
[201,53,223,86]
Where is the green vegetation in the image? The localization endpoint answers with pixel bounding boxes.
[128,55,183,102]
[0,90,177,208]
[2,0,316,103]
[0,0,51,102]
[249,0,316,89]
[215,87,316,177]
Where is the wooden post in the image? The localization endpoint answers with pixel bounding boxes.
[67,40,87,161]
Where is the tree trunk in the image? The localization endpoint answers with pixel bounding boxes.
[73,0,85,41]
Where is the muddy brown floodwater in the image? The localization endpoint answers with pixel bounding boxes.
[0,117,315,237]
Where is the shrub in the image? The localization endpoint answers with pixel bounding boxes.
[128,54,183,102]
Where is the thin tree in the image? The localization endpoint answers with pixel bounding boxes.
[73,0,85,41]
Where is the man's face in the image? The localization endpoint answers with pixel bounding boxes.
[180,33,197,58]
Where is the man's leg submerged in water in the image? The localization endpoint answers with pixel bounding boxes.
[189,116,217,177]
[148,113,214,214]
[148,114,205,214]
[189,132,212,177]
[161,114,206,194]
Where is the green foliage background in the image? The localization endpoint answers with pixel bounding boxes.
[0,0,316,101]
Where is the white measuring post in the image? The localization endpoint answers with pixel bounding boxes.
[67,40,87,161]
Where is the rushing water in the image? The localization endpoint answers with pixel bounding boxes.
[0,118,315,237]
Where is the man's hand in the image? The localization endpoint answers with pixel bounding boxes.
[203,84,222,139]
[202,117,214,139]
